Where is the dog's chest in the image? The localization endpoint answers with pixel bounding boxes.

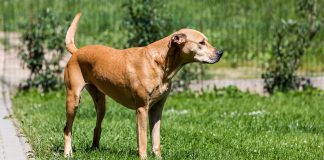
[148,83,170,104]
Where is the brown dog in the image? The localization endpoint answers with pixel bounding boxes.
[63,13,223,159]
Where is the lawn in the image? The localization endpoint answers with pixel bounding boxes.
[12,88,324,159]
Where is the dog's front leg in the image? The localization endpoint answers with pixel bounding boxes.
[136,107,148,159]
[149,99,166,158]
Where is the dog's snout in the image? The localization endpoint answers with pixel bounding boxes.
[216,50,223,55]
[212,49,223,63]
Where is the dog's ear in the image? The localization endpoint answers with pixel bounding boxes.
[168,33,187,48]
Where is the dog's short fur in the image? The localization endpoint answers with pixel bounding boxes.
[63,13,223,159]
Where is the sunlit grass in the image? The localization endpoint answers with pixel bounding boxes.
[12,88,324,159]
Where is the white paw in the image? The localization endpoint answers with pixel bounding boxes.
[140,154,148,160]
[64,150,73,158]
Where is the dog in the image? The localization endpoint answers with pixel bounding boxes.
[63,13,223,159]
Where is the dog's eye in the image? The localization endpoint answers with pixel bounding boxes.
[199,41,205,45]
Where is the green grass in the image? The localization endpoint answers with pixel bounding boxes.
[12,88,324,159]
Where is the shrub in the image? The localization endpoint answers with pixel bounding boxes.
[262,0,321,94]
[19,8,69,92]
[123,0,172,47]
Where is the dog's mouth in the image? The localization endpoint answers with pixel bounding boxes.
[203,50,223,64]
[202,60,216,64]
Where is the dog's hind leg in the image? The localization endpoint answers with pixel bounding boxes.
[63,64,85,157]
[85,84,106,149]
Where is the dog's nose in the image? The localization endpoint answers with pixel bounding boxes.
[216,50,223,55]
[214,49,223,63]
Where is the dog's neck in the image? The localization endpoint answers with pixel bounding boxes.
[146,36,187,82]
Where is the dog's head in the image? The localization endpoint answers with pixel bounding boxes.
[169,29,223,64]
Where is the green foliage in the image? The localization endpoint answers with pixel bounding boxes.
[2,0,324,72]
[262,0,321,94]
[12,89,324,159]
[19,8,68,92]
[123,0,172,47]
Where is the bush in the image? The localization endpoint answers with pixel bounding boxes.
[262,0,321,94]
[19,8,69,92]
[124,0,172,47]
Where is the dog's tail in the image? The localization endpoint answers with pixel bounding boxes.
[65,13,81,54]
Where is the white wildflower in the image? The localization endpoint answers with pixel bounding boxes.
[165,108,189,115]
[244,110,267,116]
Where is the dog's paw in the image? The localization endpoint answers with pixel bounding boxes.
[140,154,148,160]
[152,148,161,159]
[90,144,99,150]
[64,151,73,158]
[154,155,162,160]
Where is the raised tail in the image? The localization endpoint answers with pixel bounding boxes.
[65,13,81,54]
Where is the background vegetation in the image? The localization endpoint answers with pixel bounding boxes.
[123,0,171,48]
[18,8,68,92]
[1,0,324,77]
[262,0,321,93]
